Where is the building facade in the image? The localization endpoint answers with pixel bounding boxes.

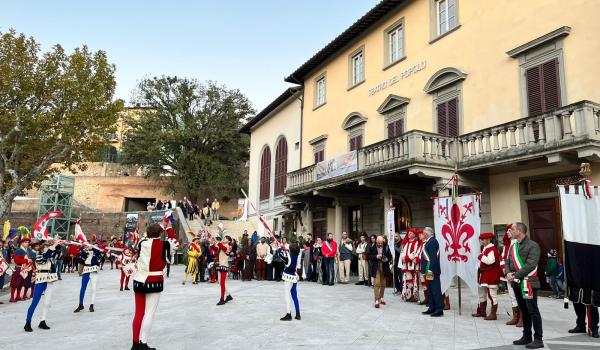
[241,87,303,237]
[242,0,600,284]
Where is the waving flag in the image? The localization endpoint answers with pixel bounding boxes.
[33,211,62,240]
[74,219,88,243]
[129,225,140,247]
[18,226,30,240]
[163,210,176,226]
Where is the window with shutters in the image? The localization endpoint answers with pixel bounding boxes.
[525,58,562,116]
[349,134,363,151]
[387,119,404,139]
[274,137,287,196]
[436,98,459,137]
[314,150,324,164]
[259,147,271,201]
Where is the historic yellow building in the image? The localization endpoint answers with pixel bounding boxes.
[242,0,600,278]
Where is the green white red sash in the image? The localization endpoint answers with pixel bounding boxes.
[510,241,538,299]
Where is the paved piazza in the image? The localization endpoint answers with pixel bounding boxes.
[0,268,597,350]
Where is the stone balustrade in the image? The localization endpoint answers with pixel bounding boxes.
[286,100,600,192]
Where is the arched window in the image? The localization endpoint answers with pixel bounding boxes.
[274,137,288,196]
[260,147,271,201]
[424,67,467,137]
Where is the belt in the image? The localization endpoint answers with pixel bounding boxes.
[147,271,163,276]
[38,270,51,273]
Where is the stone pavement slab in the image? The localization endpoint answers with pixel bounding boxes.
[0,268,597,350]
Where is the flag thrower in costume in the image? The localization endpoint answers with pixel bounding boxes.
[240,188,276,241]
[32,211,62,240]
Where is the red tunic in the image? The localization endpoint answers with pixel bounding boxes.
[133,238,169,293]
[478,244,502,286]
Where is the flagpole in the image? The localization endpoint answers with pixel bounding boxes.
[458,277,462,315]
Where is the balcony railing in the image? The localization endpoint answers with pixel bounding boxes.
[286,100,600,193]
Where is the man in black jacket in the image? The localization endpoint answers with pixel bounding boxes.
[393,232,402,294]
[369,236,392,308]
[506,222,544,349]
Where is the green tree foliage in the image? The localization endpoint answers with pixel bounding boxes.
[0,29,121,218]
[120,76,252,201]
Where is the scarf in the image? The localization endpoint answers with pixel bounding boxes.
[510,241,538,299]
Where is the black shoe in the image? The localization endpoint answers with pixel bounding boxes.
[280,313,292,321]
[74,304,84,313]
[24,321,33,332]
[513,336,533,346]
[295,313,301,320]
[525,339,544,349]
[138,343,156,350]
[225,295,233,302]
[430,311,444,317]
[355,281,364,285]
[120,286,123,291]
[38,321,50,330]
[592,330,599,338]
[328,283,334,286]
[125,286,130,290]
[422,309,434,315]
[217,299,226,305]
[131,341,139,350]
[89,304,95,312]
[568,325,586,334]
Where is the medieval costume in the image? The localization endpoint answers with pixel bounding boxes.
[214,237,233,305]
[120,248,135,291]
[164,223,178,278]
[400,229,420,302]
[131,230,170,350]
[500,224,521,326]
[279,243,301,321]
[473,232,503,320]
[10,238,33,302]
[242,241,256,281]
[74,244,103,313]
[24,241,59,332]
[182,239,201,285]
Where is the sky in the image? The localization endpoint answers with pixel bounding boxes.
[1,0,380,112]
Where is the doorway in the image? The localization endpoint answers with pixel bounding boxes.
[348,205,362,239]
[312,209,327,240]
[124,197,156,212]
[526,197,561,290]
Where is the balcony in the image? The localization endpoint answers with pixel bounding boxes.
[286,100,600,195]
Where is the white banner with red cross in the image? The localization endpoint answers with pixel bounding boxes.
[433,194,481,295]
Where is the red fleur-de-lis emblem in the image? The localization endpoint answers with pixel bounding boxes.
[441,201,475,262]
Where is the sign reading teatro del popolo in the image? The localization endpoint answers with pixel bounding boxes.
[368,60,427,96]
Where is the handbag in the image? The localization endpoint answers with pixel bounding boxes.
[264,250,273,264]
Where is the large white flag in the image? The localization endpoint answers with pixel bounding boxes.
[433,194,481,294]
[386,209,395,254]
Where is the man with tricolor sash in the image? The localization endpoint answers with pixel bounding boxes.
[505,222,544,349]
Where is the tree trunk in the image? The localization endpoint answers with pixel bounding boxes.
[0,196,12,220]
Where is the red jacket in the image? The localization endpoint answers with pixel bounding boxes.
[478,244,502,286]
[322,240,338,258]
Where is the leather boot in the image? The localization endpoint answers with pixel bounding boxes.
[472,301,486,317]
[443,295,450,310]
[484,304,498,320]
[506,307,519,325]
[516,311,523,327]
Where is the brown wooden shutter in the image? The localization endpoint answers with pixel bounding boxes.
[349,137,356,151]
[526,65,543,116]
[396,119,404,135]
[356,135,363,149]
[447,98,458,137]
[387,122,395,139]
[437,101,448,136]
[274,138,287,196]
[542,58,561,111]
[260,147,271,201]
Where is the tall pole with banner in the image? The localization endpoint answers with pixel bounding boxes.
[386,198,396,294]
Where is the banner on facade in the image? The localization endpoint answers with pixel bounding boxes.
[146,210,166,226]
[433,194,481,295]
[386,209,395,255]
[558,185,600,305]
[237,198,249,221]
[315,150,357,181]
[124,213,138,243]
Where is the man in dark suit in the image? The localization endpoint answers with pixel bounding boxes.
[421,227,443,317]
[369,236,393,308]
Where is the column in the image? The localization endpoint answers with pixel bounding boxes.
[304,207,313,236]
[335,201,343,242]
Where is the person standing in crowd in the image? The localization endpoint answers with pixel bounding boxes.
[545,249,564,298]
[500,224,521,327]
[393,232,402,294]
[155,199,164,211]
[211,198,220,221]
[400,229,420,302]
[301,241,312,281]
[53,242,64,281]
[312,237,323,283]
[322,233,338,286]
[202,204,210,227]
[369,236,392,308]
[472,232,503,320]
[131,223,169,350]
[242,238,255,281]
[255,237,268,280]
[271,238,285,282]
[182,238,201,285]
[213,235,234,305]
[11,237,32,302]
[337,232,352,284]
[355,234,369,286]
[0,238,11,301]
[421,227,443,317]
[24,239,59,332]
[506,222,544,349]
